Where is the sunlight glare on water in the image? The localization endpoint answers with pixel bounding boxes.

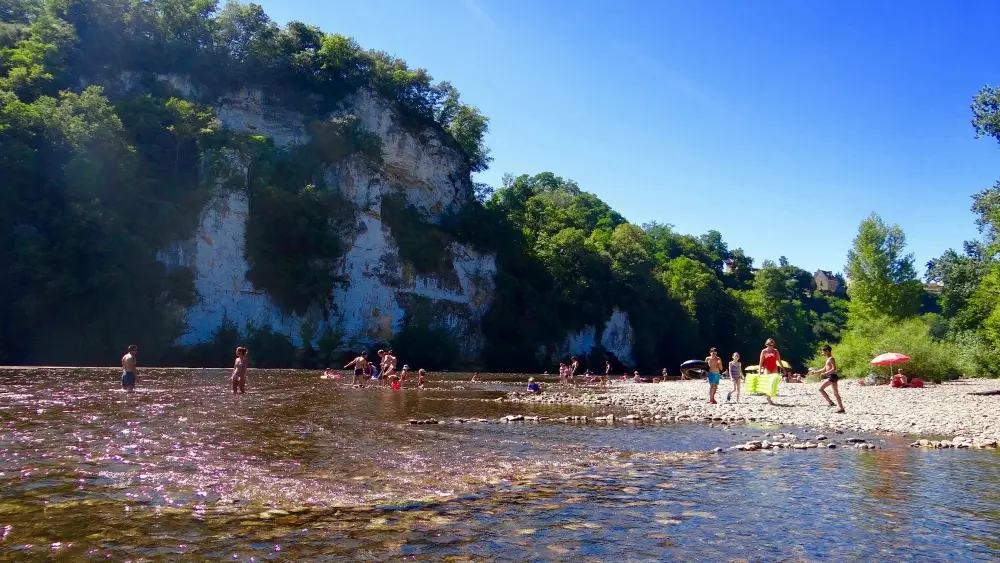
[1,368,998,561]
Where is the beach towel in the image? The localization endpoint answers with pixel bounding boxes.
[745,372,780,397]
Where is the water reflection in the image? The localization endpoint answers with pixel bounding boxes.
[0,368,998,561]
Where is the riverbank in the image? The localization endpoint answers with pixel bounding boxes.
[505,379,1000,445]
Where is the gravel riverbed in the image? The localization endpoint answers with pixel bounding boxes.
[505,378,1000,446]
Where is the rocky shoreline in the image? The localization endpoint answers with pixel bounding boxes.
[501,378,1000,448]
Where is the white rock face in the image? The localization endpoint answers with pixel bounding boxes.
[602,309,635,366]
[560,326,597,358]
[340,89,468,216]
[157,80,495,356]
[161,189,308,345]
[558,308,635,366]
[144,76,635,364]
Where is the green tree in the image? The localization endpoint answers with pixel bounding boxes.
[723,247,755,290]
[925,242,991,326]
[740,261,814,367]
[845,213,923,321]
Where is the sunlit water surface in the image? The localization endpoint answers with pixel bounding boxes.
[1,368,998,561]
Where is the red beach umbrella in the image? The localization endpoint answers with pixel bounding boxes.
[870,352,911,366]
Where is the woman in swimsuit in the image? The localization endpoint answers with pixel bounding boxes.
[757,338,780,405]
[232,347,248,394]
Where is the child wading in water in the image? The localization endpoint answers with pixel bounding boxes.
[232,346,248,394]
[726,352,743,403]
[811,344,845,413]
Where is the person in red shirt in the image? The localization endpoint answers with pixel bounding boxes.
[758,338,781,405]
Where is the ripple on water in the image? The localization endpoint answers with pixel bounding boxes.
[0,368,998,561]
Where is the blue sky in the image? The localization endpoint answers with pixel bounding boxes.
[255,0,1000,275]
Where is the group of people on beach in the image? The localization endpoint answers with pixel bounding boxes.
[537,338,847,413]
[702,339,845,413]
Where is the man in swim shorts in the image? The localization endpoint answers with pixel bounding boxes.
[121,345,138,392]
[705,347,723,404]
[344,352,368,386]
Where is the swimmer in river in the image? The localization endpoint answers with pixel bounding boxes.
[417,368,426,388]
[470,372,480,382]
[232,346,248,394]
[344,352,368,386]
[121,345,138,392]
[569,356,580,384]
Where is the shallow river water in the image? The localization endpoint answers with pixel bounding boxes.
[1,368,999,561]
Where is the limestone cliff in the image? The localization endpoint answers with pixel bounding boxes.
[556,309,636,367]
[152,76,497,358]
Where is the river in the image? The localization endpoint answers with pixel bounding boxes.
[1,368,998,561]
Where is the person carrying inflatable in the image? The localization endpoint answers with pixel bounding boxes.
[747,338,781,404]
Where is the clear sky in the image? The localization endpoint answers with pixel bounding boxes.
[254,0,1000,275]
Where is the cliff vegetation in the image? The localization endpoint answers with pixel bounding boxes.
[5,1,999,381]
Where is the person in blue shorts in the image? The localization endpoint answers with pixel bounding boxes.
[705,347,723,404]
[120,345,138,392]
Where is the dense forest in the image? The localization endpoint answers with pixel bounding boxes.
[1,1,997,380]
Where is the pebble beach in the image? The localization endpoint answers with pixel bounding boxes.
[505,378,1000,447]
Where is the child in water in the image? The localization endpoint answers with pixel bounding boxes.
[366,361,379,387]
[417,369,426,388]
[232,346,248,394]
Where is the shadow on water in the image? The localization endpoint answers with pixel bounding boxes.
[1,368,998,561]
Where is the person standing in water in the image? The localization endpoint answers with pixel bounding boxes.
[121,345,138,392]
[811,344,845,413]
[726,352,744,403]
[757,338,781,405]
[604,359,611,386]
[705,347,723,404]
[382,350,397,380]
[345,352,368,386]
[569,356,580,384]
[232,346,248,394]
